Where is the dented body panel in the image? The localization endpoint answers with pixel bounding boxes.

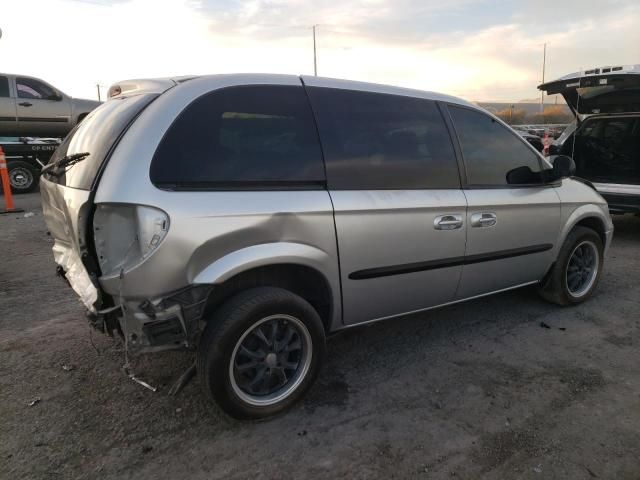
[40,179,98,311]
[97,190,342,351]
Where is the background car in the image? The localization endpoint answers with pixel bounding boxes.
[0,136,60,193]
[540,64,640,214]
[0,74,101,137]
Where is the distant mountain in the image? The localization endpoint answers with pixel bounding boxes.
[477,102,571,116]
[518,94,565,104]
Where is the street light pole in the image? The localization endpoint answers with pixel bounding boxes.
[540,42,546,116]
[312,24,318,76]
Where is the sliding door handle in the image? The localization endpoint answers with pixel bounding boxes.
[434,214,463,230]
[471,212,497,228]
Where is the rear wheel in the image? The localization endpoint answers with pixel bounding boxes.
[197,287,325,419]
[538,226,603,305]
[8,160,39,193]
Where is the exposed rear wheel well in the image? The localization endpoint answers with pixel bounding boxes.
[574,216,606,245]
[203,264,333,332]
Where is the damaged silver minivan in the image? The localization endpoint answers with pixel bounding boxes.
[41,74,613,419]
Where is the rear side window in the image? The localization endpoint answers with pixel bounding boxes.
[151,85,325,189]
[449,105,543,186]
[0,76,9,97]
[306,87,460,190]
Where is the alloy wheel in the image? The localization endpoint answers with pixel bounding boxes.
[229,314,312,406]
[566,240,599,298]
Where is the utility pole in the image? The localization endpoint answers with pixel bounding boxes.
[509,104,514,124]
[312,24,318,76]
[540,42,547,116]
[96,83,101,102]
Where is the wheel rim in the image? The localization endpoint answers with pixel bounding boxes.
[565,240,599,298]
[229,314,312,407]
[9,167,33,190]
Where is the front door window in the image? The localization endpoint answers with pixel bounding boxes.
[16,77,56,100]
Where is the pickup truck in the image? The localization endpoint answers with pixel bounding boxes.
[0,74,101,137]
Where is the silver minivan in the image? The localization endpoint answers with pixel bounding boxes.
[40,74,613,419]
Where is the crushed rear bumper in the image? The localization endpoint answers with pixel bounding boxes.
[94,285,213,354]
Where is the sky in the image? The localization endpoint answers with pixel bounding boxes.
[0,0,638,102]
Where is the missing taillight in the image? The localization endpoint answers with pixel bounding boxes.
[93,204,170,277]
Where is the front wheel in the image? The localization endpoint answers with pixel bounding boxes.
[538,226,604,305]
[197,287,326,419]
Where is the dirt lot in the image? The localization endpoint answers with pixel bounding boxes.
[1,192,640,480]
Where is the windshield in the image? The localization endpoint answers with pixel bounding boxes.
[45,93,158,190]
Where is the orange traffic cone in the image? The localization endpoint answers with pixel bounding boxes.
[0,146,24,214]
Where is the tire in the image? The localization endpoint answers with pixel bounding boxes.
[7,160,39,193]
[538,226,604,306]
[197,287,326,419]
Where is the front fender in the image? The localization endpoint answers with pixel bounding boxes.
[557,204,613,255]
[190,242,333,285]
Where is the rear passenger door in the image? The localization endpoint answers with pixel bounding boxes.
[305,84,467,326]
[446,104,561,299]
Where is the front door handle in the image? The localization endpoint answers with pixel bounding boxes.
[18,102,33,107]
[471,212,497,228]
[434,214,463,230]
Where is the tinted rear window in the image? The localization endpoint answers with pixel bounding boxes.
[150,85,325,189]
[306,87,460,190]
[45,93,157,190]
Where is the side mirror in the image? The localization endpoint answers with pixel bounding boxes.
[506,165,537,185]
[48,91,62,101]
[552,155,576,179]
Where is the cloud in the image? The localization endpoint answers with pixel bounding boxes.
[0,0,637,102]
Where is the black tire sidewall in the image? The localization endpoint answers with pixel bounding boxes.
[7,161,38,193]
[198,287,326,419]
[557,227,604,304]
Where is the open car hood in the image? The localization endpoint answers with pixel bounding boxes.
[538,64,640,117]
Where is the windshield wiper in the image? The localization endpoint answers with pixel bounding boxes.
[42,152,90,176]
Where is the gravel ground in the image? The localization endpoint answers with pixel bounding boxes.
[1,192,640,480]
